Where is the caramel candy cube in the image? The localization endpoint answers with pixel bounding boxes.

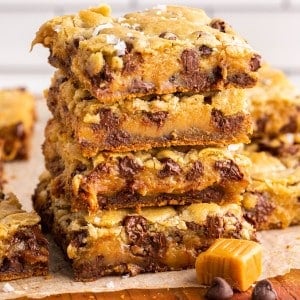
[195,238,262,291]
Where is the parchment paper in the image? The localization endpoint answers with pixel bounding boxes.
[1,99,299,299]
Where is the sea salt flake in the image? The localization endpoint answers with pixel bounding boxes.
[92,23,113,37]
[106,34,119,44]
[114,40,126,56]
[3,283,15,293]
[227,143,243,152]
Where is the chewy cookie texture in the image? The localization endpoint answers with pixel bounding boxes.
[243,151,300,230]
[248,64,300,138]
[33,5,261,103]
[0,88,35,161]
[32,3,262,282]
[47,71,252,155]
[43,118,251,211]
[0,192,49,281]
[33,173,256,282]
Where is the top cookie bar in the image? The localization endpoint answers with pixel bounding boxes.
[32,5,261,103]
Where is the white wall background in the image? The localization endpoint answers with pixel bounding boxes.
[0,0,300,94]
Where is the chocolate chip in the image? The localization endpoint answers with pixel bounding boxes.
[159,32,178,40]
[251,279,277,300]
[143,111,169,127]
[204,96,212,105]
[227,72,256,87]
[123,53,143,74]
[244,192,275,229]
[105,130,131,147]
[210,19,227,33]
[129,79,155,93]
[98,108,120,130]
[199,45,213,57]
[250,54,261,72]
[280,116,297,133]
[198,185,225,202]
[256,116,268,133]
[181,49,199,73]
[186,161,204,181]
[215,160,243,181]
[211,108,244,133]
[91,64,113,85]
[123,215,166,258]
[118,156,142,178]
[158,158,182,178]
[206,216,225,238]
[205,277,233,300]
[125,41,134,54]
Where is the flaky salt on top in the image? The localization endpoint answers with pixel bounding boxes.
[32,4,261,103]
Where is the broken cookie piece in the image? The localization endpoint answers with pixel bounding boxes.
[0,193,49,281]
[0,88,35,161]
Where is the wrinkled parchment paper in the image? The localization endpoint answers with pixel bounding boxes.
[1,99,299,299]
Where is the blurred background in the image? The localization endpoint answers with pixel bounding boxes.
[0,0,300,94]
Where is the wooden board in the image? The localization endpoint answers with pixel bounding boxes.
[14,269,300,300]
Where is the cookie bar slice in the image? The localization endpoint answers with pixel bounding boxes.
[47,71,252,155]
[0,88,35,161]
[246,133,300,169]
[247,64,300,138]
[242,151,300,230]
[0,192,49,281]
[33,173,256,281]
[33,5,261,103]
[44,119,251,211]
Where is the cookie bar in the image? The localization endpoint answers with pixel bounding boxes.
[32,5,261,103]
[44,119,251,211]
[246,133,300,169]
[242,151,300,230]
[247,64,300,138]
[33,173,256,281]
[0,192,49,281]
[0,88,35,161]
[47,71,252,155]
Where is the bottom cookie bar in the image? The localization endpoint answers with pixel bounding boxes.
[0,193,49,281]
[33,172,256,282]
[243,151,300,230]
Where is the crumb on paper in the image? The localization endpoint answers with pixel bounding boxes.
[121,274,130,279]
[106,281,115,289]
[3,283,15,293]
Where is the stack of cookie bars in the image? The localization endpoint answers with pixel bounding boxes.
[32,5,262,281]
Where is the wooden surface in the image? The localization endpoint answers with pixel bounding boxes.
[14,269,300,300]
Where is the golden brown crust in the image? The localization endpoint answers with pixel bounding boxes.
[0,88,35,161]
[33,173,255,281]
[33,5,260,103]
